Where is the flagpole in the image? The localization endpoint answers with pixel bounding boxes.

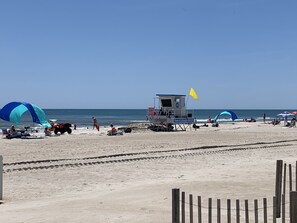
[188,87,198,122]
[187,89,194,121]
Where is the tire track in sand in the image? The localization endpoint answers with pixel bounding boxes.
[3,139,297,173]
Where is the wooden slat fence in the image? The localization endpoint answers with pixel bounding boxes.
[172,160,297,223]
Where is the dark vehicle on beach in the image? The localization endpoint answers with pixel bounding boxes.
[54,123,72,135]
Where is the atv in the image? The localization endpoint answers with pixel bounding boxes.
[54,123,72,135]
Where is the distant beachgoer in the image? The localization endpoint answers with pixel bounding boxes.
[108,124,118,136]
[207,116,212,123]
[108,124,124,136]
[44,127,52,136]
[284,116,288,126]
[10,125,16,134]
[110,124,117,133]
[159,107,165,115]
[73,123,77,130]
[7,125,22,138]
[263,113,266,123]
[49,120,56,131]
[92,117,99,131]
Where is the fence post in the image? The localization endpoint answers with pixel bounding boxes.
[189,194,193,223]
[208,198,212,223]
[273,196,277,223]
[245,200,249,223]
[295,161,297,191]
[0,155,2,201]
[289,164,292,192]
[290,191,297,223]
[275,160,283,218]
[254,199,258,223]
[227,199,231,223]
[217,199,221,223]
[283,163,287,223]
[283,163,287,195]
[282,194,286,223]
[172,188,180,223]
[198,196,202,223]
[236,199,240,223]
[263,198,267,223]
[182,192,185,223]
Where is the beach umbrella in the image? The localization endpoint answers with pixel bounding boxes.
[0,101,51,127]
[291,111,297,119]
[277,111,293,117]
[277,111,293,126]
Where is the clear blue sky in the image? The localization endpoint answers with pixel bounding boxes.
[1,0,296,109]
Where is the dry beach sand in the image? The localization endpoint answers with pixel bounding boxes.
[0,122,297,222]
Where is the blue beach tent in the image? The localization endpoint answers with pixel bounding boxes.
[214,110,238,122]
[0,102,51,127]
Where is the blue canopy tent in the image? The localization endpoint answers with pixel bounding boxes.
[214,110,238,122]
[0,102,51,128]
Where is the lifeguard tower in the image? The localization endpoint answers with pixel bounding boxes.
[147,94,195,131]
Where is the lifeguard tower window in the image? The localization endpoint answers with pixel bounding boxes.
[161,99,172,107]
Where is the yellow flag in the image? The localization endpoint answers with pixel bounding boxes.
[189,87,198,100]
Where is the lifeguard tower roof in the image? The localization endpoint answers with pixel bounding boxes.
[156,94,186,97]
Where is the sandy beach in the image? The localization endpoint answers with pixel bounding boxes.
[0,122,297,222]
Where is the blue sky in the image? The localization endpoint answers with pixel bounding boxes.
[1,0,296,109]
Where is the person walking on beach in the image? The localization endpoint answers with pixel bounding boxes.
[92,117,100,131]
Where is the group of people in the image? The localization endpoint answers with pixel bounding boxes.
[92,116,122,136]
[4,117,121,138]
[5,125,30,139]
[43,116,118,136]
[44,120,58,136]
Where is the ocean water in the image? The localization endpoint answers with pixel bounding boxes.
[0,109,295,129]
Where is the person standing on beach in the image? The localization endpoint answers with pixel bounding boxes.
[207,116,212,123]
[263,113,266,123]
[92,117,100,131]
